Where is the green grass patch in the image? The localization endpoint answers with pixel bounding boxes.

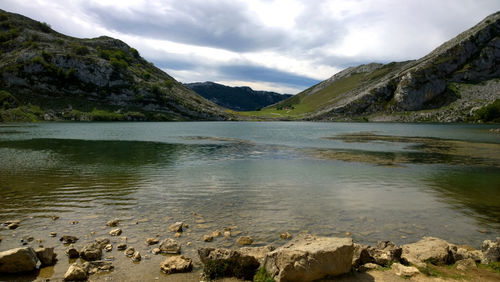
[253,267,275,282]
[475,99,500,122]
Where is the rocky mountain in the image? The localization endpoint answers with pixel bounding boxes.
[255,11,500,122]
[185,81,292,111]
[0,9,230,122]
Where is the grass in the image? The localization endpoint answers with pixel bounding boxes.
[253,267,275,282]
[475,99,500,122]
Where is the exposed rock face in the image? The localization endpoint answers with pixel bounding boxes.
[80,242,103,261]
[239,246,275,264]
[64,263,87,281]
[263,235,354,281]
[456,258,478,271]
[0,247,39,273]
[35,247,56,266]
[159,238,181,254]
[160,256,193,274]
[481,239,500,264]
[401,237,456,267]
[198,248,260,280]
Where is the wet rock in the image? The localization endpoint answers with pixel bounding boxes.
[455,247,484,262]
[198,248,260,280]
[211,230,222,237]
[95,238,110,249]
[27,236,34,242]
[401,237,455,267]
[104,244,113,252]
[80,242,102,261]
[352,243,373,268]
[35,247,56,266]
[159,238,181,254]
[239,246,275,264]
[203,235,214,242]
[168,222,183,233]
[481,239,500,264]
[60,235,79,244]
[83,260,114,274]
[106,218,120,227]
[64,263,87,281]
[175,232,182,238]
[161,255,193,274]
[49,232,57,237]
[50,215,60,221]
[280,232,292,240]
[370,241,402,266]
[263,235,354,281]
[456,258,477,271]
[358,263,380,272]
[70,221,79,225]
[125,247,135,257]
[152,248,161,255]
[236,236,253,246]
[66,244,80,258]
[109,228,122,236]
[5,220,20,230]
[132,251,141,262]
[117,243,127,251]
[146,238,159,245]
[0,247,39,273]
[392,262,420,277]
[223,230,231,238]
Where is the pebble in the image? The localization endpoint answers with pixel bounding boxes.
[117,243,127,251]
[104,244,113,252]
[125,247,135,257]
[109,228,122,236]
[146,238,159,245]
[203,235,214,242]
[50,216,60,221]
[50,232,57,237]
[280,232,292,240]
[132,251,141,262]
[152,248,161,255]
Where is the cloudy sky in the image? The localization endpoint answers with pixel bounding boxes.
[2,1,499,93]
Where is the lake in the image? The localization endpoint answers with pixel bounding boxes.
[0,122,499,280]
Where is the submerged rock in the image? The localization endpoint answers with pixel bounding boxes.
[35,247,56,266]
[280,232,292,240]
[83,260,114,274]
[106,218,120,227]
[401,237,455,267]
[0,247,39,273]
[198,247,260,280]
[236,236,253,246]
[168,222,184,233]
[203,235,214,242]
[80,242,103,261]
[117,243,127,251]
[109,228,122,236]
[64,263,87,281]
[159,238,181,254]
[95,238,110,249]
[263,235,354,282]
[161,256,193,274]
[146,238,159,245]
[60,235,79,244]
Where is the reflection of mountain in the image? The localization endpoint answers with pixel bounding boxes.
[426,168,500,226]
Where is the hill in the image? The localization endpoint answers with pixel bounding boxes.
[0,9,230,122]
[241,12,500,122]
[185,81,292,111]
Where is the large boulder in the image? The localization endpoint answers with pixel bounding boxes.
[481,239,500,264]
[263,235,354,282]
[160,256,193,274]
[198,248,260,280]
[35,247,56,266]
[401,237,455,267]
[80,242,103,261]
[0,247,39,273]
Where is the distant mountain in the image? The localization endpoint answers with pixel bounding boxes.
[248,12,500,122]
[185,81,292,111]
[0,9,230,122]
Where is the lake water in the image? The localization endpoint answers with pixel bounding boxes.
[0,122,499,280]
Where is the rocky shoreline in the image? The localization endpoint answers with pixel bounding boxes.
[1,218,499,281]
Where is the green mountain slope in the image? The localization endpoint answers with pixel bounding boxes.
[242,11,500,122]
[0,9,230,122]
[185,81,292,111]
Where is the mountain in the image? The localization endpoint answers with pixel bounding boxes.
[185,81,292,111]
[249,12,500,122]
[0,9,230,122]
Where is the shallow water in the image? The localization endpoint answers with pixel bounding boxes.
[0,122,499,280]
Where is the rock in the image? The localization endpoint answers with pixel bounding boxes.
[83,260,114,274]
[64,263,87,281]
[455,247,484,262]
[456,258,477,271]
[132,251,141,262]
[352,244,373,268]
[109,228,122,236]
[50,215,60,221]
[401,237,455,267]
[125,247,135,257]
[370,241,402,266]
[203,235,214,242]
[160,255,193,274]
[223,230,231,238]
[5,220,20,230]
[35,247,56,266]
[175,232,182,238]
[159,238,181,254]
[358,263,380,272]
[95,237,110,249]
[50,232,57,237]
[117,243,127,251]
[481,239,500,264]
[0,247,39,273]
[211,230,222,237]
[392,262,420,277]
[280,232,292,240]
[198,248,260,280]
[80,242,102,261]
[152,248,161,255]
[146,238,159,245]
[60,235,79,244]
[236,236,253,245]
[106,218,120,227]
[66,244,80,258]
[168,222,183,233]
[239,246,275,264]
[104,244,113,252]
[263,235,354,281]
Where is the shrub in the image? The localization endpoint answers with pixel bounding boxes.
[37,21,51,33]
[130,48,139,58]
[110,57,128,70]
[164,80,174,89]
[476,99,500,122]
[56,39,64,45]
[143,71,151,80]
[253,267,275,282]
[41,50,52,61]
[73,45,89,55]
[0,14,8,21]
